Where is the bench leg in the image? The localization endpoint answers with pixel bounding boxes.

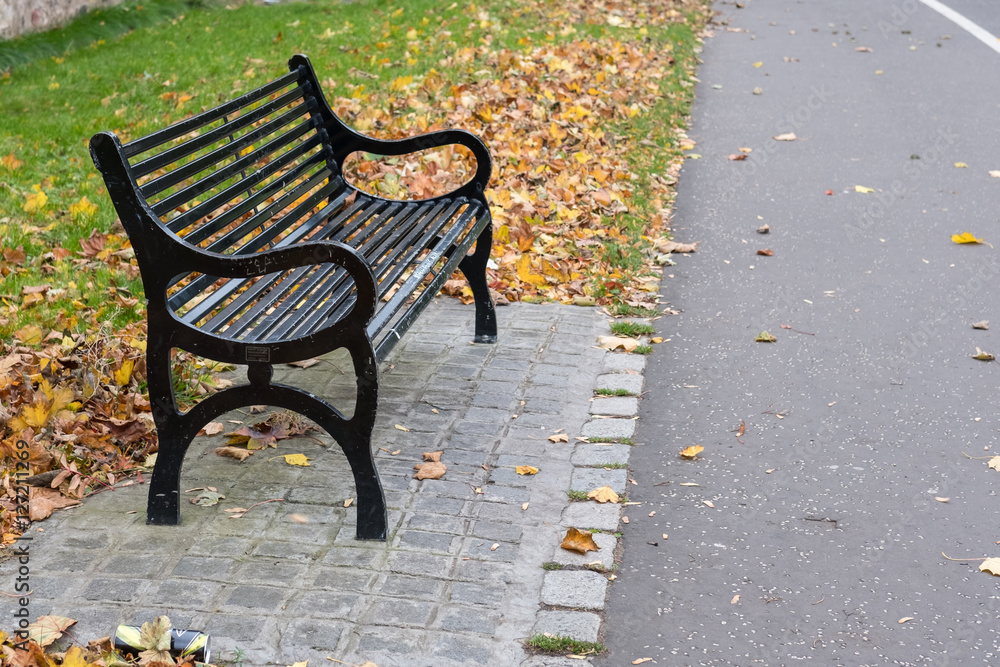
[459,225,498,343]
[146,433,185,525]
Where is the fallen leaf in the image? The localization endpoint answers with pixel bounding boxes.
[855,185,875,193]
[855,46,873,52]
[728,153,747,161]
[28,487,81,521]
[587,486,620,503]
[773,132,797,141]
[283,453,312,466]
[214,446,253,461]
[990,170,1000,178]
[597,336,639,352]
[423,450,443,462]
[657,240,699,253]
[516,465,539,475]
[414,461,447,479]
[752,61,763,68]
[679,482,700,486]
[522,502,530,510]
[547,432,571,442]
[988,457,1000,471]
[703,500,715,508]
[288,513,309,524]
[632,658,653,664]
[973,320,989,330]
[757,248,774,256]
[954,162,968,169]
[679,444,704,460]
[756,223,770,234]
[898,617,914,624]
[952,232,986,244]
[755,331,778,342]
[621,516,629,524]
[731,594,740,604]
[980,557,1000,576]
[561,527,600,554]
[203,421,225,435]
[394,424,411,432]
[287,358,320,369]
[191,490,225,506]
[935,497,950,503]
[972,347,995,361]
[27,615,77,647]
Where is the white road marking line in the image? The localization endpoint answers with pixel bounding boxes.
[919,0,1000,55]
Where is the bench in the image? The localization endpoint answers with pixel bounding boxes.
[89,54,497,540]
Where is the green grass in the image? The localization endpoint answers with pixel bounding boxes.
[567,490,588,502]
[608,303,661,318]
[586,436,635,445]
[0,0,708,338]
[633,345,654,355]
[610,321,655,337]
[525,634,605,655]
[595,462,627,469]
[595,388,633,396]
[541,561,563,571]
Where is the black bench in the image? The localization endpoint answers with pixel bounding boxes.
[89,54,497,540]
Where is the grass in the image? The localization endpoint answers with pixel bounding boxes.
[595,388,633,396]
[567,490,589,502]
[608,303,661,318]
[525,634,606,655]
[610,321,655,337]
[541,561,563,571]
[586,436,635,445]
[0,0,710,339]
[633,345,654,355]
[596,462,627,469]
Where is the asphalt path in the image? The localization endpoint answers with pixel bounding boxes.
[598,1,1000,665]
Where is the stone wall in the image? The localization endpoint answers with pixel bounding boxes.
[0,0,124,40]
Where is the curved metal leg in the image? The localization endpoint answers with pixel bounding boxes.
[459,223,498,344]
[144,340,189,525]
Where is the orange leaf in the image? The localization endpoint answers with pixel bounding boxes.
[680,444,704,460]
[561,527,600,554]
[413,461,447,479]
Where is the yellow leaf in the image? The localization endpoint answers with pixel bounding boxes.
[394,424,411,432]
[561,527,600,554]
[755,331,777,342]
[980,557,1000,576]
[954,162,968,168]
[680,444,704,460]
[283,453,311,466]
[23,187,48,213]
[1,152,24,170]
[22,400,52,429]
[61,646,96,667]
[597,335,639,352]
[516,254,548,287]
[574,150,591,164]
[752,61,763,68]
[516,465,539,475]
[972,347,995,361]
[587,486,619,503]
[286,662,309,667]
[69,196,98,218]
[952,232,986,244]
[114,358,135,386]
[855,185,874,193]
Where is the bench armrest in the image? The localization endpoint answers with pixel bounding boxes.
[332,128,493,199]
[191,241,378,325]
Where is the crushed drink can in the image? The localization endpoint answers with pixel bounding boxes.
[113,625,211,663]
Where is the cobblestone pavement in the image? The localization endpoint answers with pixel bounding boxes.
[1,299,649,666]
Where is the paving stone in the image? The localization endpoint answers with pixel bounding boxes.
[540,570,608,610]
[313,567,378,593]
[588,396,639,417]
[233,559,309,586]
[570,467,628,495]
[202,613,277,645]
[222,584,289,611]
[481,484,530,504]
[34,548,99,574]
[379,574,446,601]
[463,539,519,561]
[601,353,646,373]
[172,556,238,579]
[561,502,622,531]
[550,531,617,570]
[594,373,643,394]
[571,443,632,467]
[463,406,512,425]
[144,578,223,608]
[83,578,149,603]
[438,605,500,634]
[430,633,493,664]
[398,530,459,554]
[532,610,603,643]
[450,581,506,608]
[27,575,83,601]
[293,590,360,618]
[320,547,386,569]
[357,627,427,654]
[454,558,513,585]
[521,657,594,667]
[470,519,523,543]
[367,597,435,627]
[250,540,325,561]
[580,418,636,440]
[389,552,455,579]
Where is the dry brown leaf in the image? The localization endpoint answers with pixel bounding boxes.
[597,335,639,352]
[288,513,309,524]
[973,320,989,330]
[988,456,1000,471]
[979,557,1000,576]
[587,486,620,503]
[703,500,715,508]
[756,223,770,234]
[757,248,774,256]
[679,444,704,460]
[203,421,224,436]
[621,516,629,524]
[773,132,797,141]
[287,358,320,369]
[516,465,539,475]
[414,461,447,480]
[422,450,443,462]
[214,446,253,461]
[898,617,914,624]
[657,240,699,253]
[561,527,600,554]
[731,595,740,604]
[28,487,81,521]
[632,657,653,664]
[547,432,571,443]
[344,498,354,508]
[394,424,411,432]
[972,347,995,361]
